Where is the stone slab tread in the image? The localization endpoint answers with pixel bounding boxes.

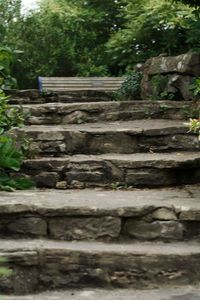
[0,185,199,218]
[24,152,200,167]
[1,239,200,254]
[2,287,200,300]
[16,119,189,135]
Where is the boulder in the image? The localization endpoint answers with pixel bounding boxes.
[141,52,200,100]
[146,53,200,76]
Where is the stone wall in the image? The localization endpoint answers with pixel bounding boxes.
[141,53,200,100]
[0,206,200,241]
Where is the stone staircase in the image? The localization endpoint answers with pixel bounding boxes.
[0,90,200,299]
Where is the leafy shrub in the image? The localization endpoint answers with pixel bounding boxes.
[0,130,35,192]
[189,77,200,97]
[0,47,17,91]
[106,0,193,73]
[0,93,25,133]
[0,47,34,191]
[187,77,200,140]
[150,74,175,100]
[77,63,109,77]
[181,102,200,119]
[0,257,12,277]
[188,118,200,140]
[0,135,23,171]
[114,72,142,100]
[0,96,34,191]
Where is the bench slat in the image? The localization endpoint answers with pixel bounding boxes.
[42,81,124,84]
[40,77,124,81]
[43,83,123,87]
[39,77,125,92]
[41,87,120,90]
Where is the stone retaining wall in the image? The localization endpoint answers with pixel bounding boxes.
[0,207,200,241]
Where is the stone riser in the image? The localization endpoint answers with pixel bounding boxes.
[26,110,187,126]
[8,90,114,104]
[0,212,200,242]
[27,132,199,155]
[1,240,200,295]
[20,154,200,189]
[13,118,199,156]
[20,101,194,125]
[25,107,190,125]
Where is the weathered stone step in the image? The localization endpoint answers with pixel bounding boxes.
[13,120,199,155]
[20,101,192,125]
[7,89,114,104]
[0,186,199,241]
[1,239,200,294]
[20,152,200,188]
[3,287,200,300]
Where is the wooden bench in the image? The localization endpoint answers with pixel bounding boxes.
[38,77,125,92]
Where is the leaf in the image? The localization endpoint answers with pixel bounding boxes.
[9,178,35,190]
[0,136,23,171]
[0,267,12,276]
[0,170,10,184]
[0,184,15,192]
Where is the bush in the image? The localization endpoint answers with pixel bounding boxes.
[188,118,200,140]
[189,76,200,97]
[0,47,17,91]
[0,47,34,191]
[114,72,142,100]
[0,257,12,277]
[0,111,34,192]
[0,93,25,133]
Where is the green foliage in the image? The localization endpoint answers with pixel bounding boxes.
[0,0,21,43]
[0,47,34,192]
[106,0,193,71]
[189,118,200,132]
[184,10,200,52]
[7,0,125,87]
[0,135,24,171]
[115,72,142,100]
[150,74,175,100]
[0,257,12,277]
[76,62,109,77]
[186,76,200,138]
[174,0,200,7]
[0,47,17,90]
[0,116,35,191]
[181,103,200,119]
[111,182,129,190]
[189,77,200,97]
[1,0,200,86]
[0,93,25,132]
[188,118,200,140]
[0,266,12,276]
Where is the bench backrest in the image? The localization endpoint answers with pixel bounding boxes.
[38,77,125,92]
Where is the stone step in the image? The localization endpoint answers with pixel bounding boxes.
[3,287,200,300]
[19,152,200,188]
[1,239,200,294]
[13,120,199,155]
[0,185,199,241]
[20,101,192,125]
[7,90,114,104]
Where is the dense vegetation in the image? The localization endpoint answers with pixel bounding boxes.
[0,47,34,191]
[175,0,200,6]
[0,0,200,88]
